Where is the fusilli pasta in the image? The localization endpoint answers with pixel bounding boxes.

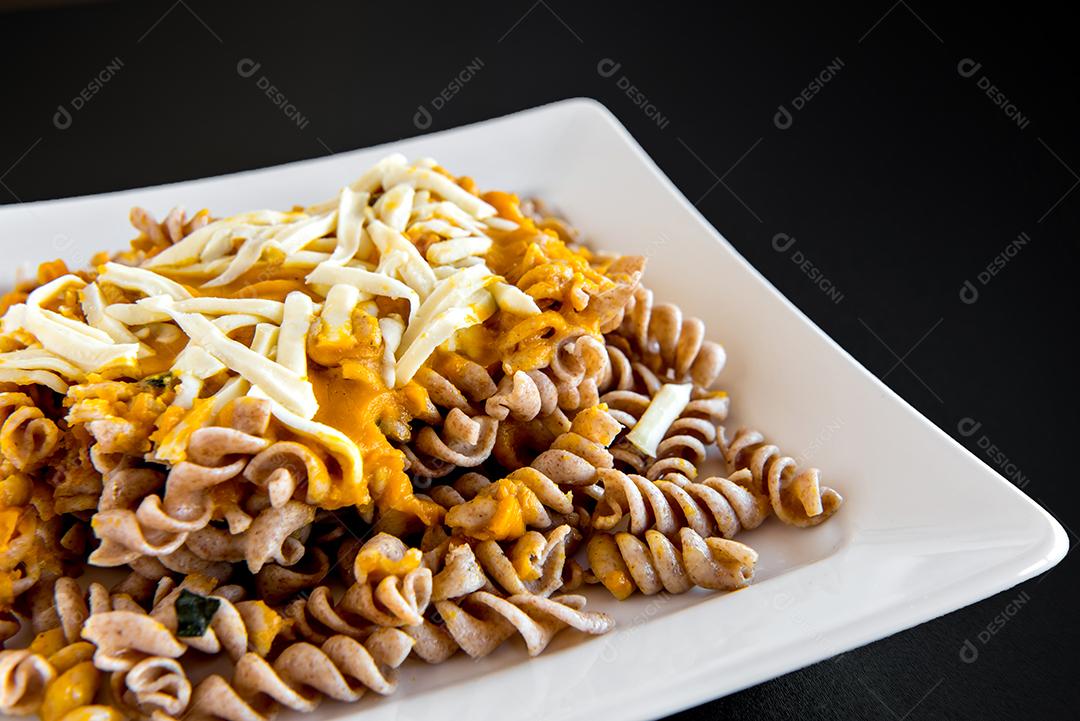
[592,468,771,541]
[720,427,843,527]
[185,628,412,720]
[588,528,757,599]
[0,153,843,720]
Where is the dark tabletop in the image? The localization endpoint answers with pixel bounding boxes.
[1,2,1076,719]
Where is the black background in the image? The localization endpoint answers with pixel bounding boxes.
[1,2,1076,719]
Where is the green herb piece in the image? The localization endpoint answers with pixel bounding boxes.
[142,372,173,389]
[175,589,220,637]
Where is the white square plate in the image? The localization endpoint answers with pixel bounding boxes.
[0,99,1067,721]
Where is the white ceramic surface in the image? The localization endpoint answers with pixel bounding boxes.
[0,98,1067,721]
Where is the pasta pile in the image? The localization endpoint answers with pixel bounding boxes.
[0,155,842,720]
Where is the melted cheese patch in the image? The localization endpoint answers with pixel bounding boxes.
[354,546,422,582]
[308,366,404,512]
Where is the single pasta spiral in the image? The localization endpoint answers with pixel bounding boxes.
[545,333,608,413]
[0,650,54,715]
[408,409,498,477]
[720,427,843,527]
[439,470,578,536]
[529,405,623,487]
[420,592,614,660]
[484,369,567,424]
[285,537,484,645]
[0,392,60,474]
[282,586,371,645]
[183,500,316,573]
[426,525,574,599]
[342,533,433,627]
[588,527,757,599]
[242,441,331,510]
[89,466,176,565]
[282,533,447,643]
[109,656,191,721]
[592,468,770,540]
[469,525,574,597]
[412,353,498,413]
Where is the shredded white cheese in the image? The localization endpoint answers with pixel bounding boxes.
[0,155,525,448]
[143,210,297,269]
[625,383,693,457]
[306,263,420,322]
[81,282,141,344]
[0,348,83,378]
[426,236,493,265]
[171,345,226,408]
[367,220,437,299]
[100,262,191,300]
[395,292,495,387]
[141,295,317,419]
[276,292,313,378]
[21,275,140,373]
[333,187,371,263]
[491,281,542,317]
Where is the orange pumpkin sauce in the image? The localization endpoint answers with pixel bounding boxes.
[309,364,443,525]
[138,332,190,377]
[463,192,610,373]
[354,546,423,581]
